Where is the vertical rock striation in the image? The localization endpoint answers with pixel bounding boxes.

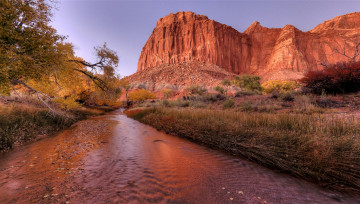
[137,11,360,81]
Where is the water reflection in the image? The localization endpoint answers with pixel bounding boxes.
[0,110,358,203]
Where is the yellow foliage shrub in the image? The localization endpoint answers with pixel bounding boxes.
[52,95,80,110]
[262,80,299,94]
[129,89,156,102]
[162,89,172,99]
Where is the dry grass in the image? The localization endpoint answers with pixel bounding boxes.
[0,99,115,151]
[127,107,360,193]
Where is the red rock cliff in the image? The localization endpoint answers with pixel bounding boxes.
[137,11,360,81]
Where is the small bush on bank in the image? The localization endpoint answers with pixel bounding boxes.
[280,92,295,102]
[223,98,235,109]
[262,80,299,94]
[232,75,262,92]
[161,99,170,107]
[214,86,225,94]
[186,85,207,96]
[235,90,259,97]
[129,89,156,102]
[301,61,360,94]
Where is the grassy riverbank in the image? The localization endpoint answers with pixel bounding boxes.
[126,107,360,193]
[0,99,116,151]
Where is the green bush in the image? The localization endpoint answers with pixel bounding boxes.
[214,86,225,94]
[161,99,170,107]
[233,75,262,92]
[223,98,235,109]
[235,90,259,97]
[186,85,207,96]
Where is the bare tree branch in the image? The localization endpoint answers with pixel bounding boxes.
[72,68,107,91]
[334,41,360,62]
[69,59,110,91]
[10,79,58,115]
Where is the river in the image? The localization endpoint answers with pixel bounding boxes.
[0,109,359,203]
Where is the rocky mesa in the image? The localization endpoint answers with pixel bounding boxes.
[129,11,360,89]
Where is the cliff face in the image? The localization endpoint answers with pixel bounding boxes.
[137,11,360,82]
[137,12,250,74]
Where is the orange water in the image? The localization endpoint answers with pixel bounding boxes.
[0,110,358,203]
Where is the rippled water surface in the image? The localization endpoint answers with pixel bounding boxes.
[0,110,359,203]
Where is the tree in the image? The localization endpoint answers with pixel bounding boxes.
[69,43,119,92]
[220,79,231,95]
[318,41,360,68]
[214,86,225,94]
[0,0,122,110]
[129,89,156,102]
[162,89,172,99]
[237,75,262,92]
[0,0,63,94]
[334,41,360,63]
[119,78,131,106]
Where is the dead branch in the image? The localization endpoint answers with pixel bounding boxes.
[11,79,58,115]
[72,68,107,91]
[69,59,109,91]
[315,60,329,69]
[334,41,360,62]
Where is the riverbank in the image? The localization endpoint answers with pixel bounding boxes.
[0,98,117,151]
[125,107,360,194]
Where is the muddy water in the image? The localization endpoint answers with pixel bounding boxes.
[0,110,359,204]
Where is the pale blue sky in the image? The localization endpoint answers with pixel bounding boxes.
[51,0,360,77]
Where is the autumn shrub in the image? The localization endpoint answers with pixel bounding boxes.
[262,80,299,94]
[129,89,156,102]
[223,98,235,109]
[301,61,360,94]
[52,95,81,110]
[186,85,207,96]
[162,89,173,99]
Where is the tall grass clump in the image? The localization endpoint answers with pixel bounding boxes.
[0,104,74,150]
[127,107,360,192]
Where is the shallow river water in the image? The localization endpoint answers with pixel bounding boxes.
[0,110,359,203]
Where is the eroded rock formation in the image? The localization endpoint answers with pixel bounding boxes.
[135,11,360,84]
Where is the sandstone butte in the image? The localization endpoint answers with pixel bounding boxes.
[128,11,360,90]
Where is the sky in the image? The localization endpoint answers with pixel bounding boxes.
[51,0,360,77]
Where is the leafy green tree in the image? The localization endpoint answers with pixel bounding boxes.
[237,75,262,92]
[0,0,121,110]
[214,86,225,94]
[220,79,231,95]
[0,0,63,94]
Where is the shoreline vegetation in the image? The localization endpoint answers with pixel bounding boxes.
[0,96,117,151]
[125,105,360,194]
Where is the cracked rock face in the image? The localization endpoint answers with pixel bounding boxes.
[135,11,360,84]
